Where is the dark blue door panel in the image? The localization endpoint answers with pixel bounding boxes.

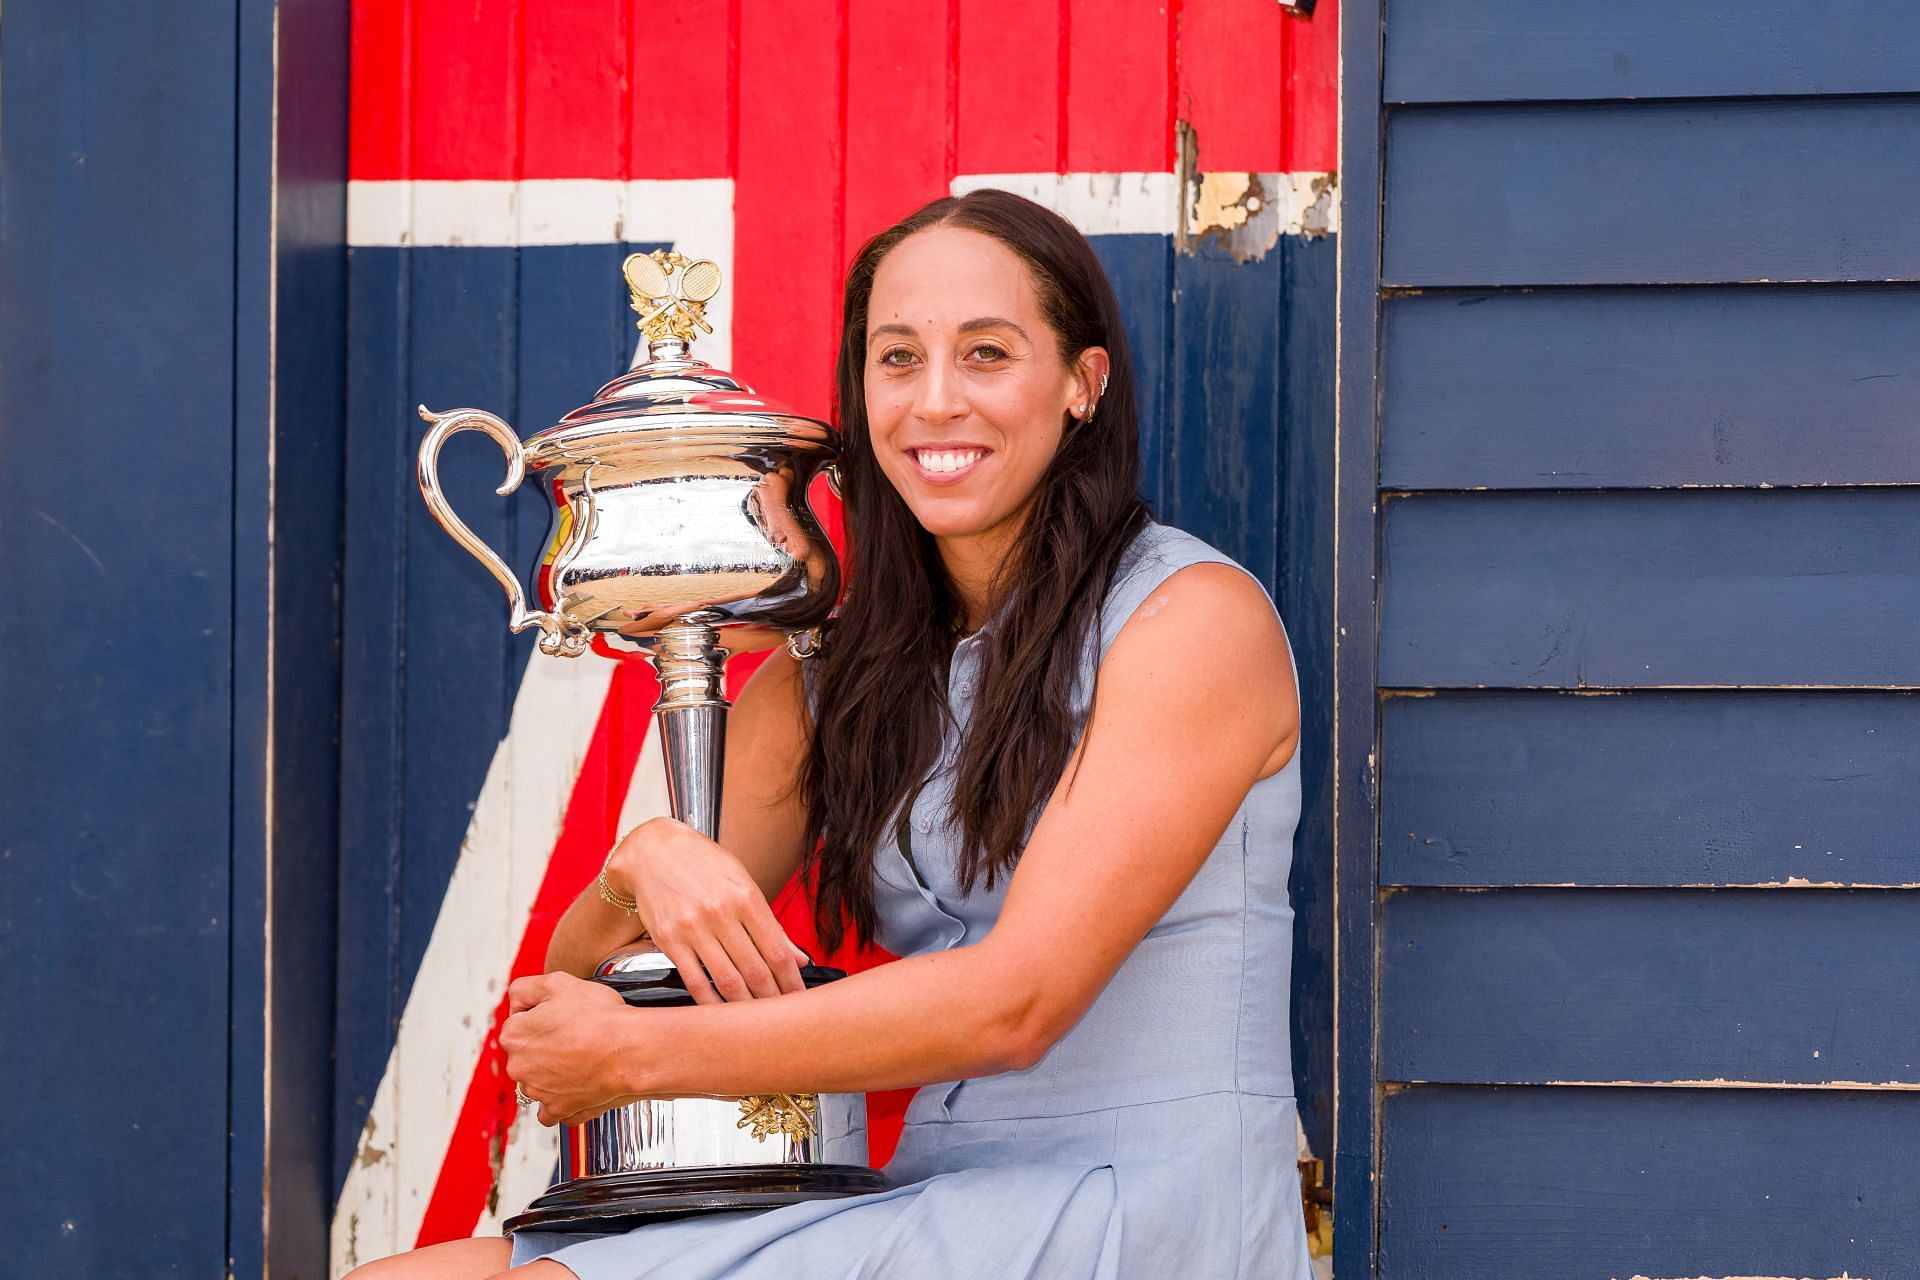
[1387,99,1920,287]
[1386,0,1920,103]
[1383,691,1920,888]
[1381,489,1920,689]
[1381,1086,1920,1279]
[0,2,238,1273]
[1383,889,1920,1085]
[1382,285,1920,490]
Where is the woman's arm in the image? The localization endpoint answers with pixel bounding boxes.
[506,564,1299,1119]
[543,647,814,1000]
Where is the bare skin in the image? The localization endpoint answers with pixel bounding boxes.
[342,1237,561,1279]
[351,223,1299,1277]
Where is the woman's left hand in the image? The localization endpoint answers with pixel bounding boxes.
[501,972,643,1127]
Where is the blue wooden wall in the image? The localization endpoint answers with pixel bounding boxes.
[0,2,347,1275]
[1339,2,1920,1275]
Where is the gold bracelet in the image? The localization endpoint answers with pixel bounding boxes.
[596,866,639,915]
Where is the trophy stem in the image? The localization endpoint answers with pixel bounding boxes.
[650,620,730,839]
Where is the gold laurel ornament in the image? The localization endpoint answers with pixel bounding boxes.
[623,249,723,348]
[736,1093,820,1143]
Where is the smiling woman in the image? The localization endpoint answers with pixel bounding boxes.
[349,189,1311,1280]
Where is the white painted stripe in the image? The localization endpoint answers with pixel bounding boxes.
[952,169,1339,238]
[469,1111,561,1242]
[1269,170,1341,238]
[347,178,736,371]
[950,171,1182,236]
[468,728,672,1240]
[329,651,615,1276]
[347,178,734,248]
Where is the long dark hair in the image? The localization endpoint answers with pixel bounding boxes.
[799,189,1151,951]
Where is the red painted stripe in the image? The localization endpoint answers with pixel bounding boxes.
[844,0,955,248]
[733,0,847,421]
[1065,0,1172,173]
[348,0,410,180]
[625,0,734,179]
[955,0,1062,175]
[1281,0,1339,173]
[405,0,523,181]
[521,1,626,180]
[414,657,659,1246]
[352,0,1335,184]
[1177,0,1285,173]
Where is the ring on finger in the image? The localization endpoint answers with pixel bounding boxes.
[515,1086,535,1108]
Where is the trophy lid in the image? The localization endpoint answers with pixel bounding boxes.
[594,944,846,1008]
[521,251,836,465]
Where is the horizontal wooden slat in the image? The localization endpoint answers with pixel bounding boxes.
[1385,99,1920,286]
[1382,889,1920,1085]
[1379,490,1920,688]
[1381,1085,1920,1278]
[1385,0,1920,104]
[1381,285,1920,489]
[1381,691,1920,887]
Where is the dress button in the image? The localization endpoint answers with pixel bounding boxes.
[956,681,973,697]
[916,816,933,834]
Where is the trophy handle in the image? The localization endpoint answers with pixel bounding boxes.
[416,405,589,658]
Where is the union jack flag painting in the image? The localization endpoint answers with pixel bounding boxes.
[331,2,1338,1272]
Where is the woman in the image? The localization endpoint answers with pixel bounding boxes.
[352,189,1309,1279]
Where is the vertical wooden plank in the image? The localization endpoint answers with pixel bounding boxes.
[1279,233,1339,1165]
[1176,0,1284,171]
[844,0,954,246]
[0,3,238,1272]
[398,247,524,1030]
[734,0,845,418]
[349,0,411,179]
[336,242,412,1199]
[522,0,626,179]
[1169,244,1283,586]
[408,0,521,179]
[1065,0,1171,172]
[955,0,1061,173]
[1280,0,1338,172]
[626,0,733,178]
[1090,236,1174,516]
[1333,0,1384,1274]
[246,0,350,1269]
[232,0,277,1268]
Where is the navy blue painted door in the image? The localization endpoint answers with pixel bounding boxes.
[0,3,346,1276]
[1339,3,1920,1276]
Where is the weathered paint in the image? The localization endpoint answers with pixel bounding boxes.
[334,0,1340,1272]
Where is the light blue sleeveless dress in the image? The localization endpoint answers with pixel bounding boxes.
[512,522,1315,1279]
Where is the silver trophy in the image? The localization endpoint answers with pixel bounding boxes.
[416,252,883,1231]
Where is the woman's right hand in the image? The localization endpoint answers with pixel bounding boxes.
[603,815,808,1005]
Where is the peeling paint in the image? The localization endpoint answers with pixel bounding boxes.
[1174,120,1340,262]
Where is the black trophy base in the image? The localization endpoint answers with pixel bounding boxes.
[505,1164,890,1235]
